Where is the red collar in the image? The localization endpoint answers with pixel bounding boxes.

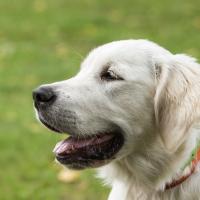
[165,147,200,190]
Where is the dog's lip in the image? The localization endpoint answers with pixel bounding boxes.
[53,131,124,169]
[39,117,61,133]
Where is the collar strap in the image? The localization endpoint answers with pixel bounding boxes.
[164,146,200,190]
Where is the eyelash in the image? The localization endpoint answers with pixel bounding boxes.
[101,69,123,81]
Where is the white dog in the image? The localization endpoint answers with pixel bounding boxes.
[33,40,200,200]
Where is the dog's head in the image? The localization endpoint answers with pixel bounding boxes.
[33,40,200,170]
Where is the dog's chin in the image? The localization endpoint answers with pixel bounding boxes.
[38,116,124,170]
[39,116,62,133]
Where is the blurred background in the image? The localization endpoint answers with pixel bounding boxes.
[0,0,200,199]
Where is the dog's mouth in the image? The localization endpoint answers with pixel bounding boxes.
[53,131,124,169]
[38,114,124,169]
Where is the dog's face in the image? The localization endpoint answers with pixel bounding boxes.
[33,40,177,169]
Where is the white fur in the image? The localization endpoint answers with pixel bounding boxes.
[37,40,200,199]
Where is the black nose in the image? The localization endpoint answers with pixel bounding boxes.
[33,86,56,106]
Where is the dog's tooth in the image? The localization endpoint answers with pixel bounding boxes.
[53,141,62,153]
[53,140,67,154]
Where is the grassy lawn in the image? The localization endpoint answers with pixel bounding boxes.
[0,0,200,199]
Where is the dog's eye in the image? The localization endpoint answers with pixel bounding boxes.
[101,70,123,81]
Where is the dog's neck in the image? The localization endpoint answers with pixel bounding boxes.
[165,143,200,190]
[98,129,200,199]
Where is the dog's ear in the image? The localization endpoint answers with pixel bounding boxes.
[154,55,200,152]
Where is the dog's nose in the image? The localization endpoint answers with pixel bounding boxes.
[33,86,56,106]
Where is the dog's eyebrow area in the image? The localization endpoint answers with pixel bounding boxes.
[100,63,124,81]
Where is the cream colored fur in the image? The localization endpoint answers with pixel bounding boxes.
[96,41,200,200]
[36,40,200,200]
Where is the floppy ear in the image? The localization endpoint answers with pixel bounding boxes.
[154,55,200,152]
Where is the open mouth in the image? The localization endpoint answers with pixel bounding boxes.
[38,115,124,169]
[53,131,124,169]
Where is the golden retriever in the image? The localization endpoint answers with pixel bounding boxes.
[33,40,200,200]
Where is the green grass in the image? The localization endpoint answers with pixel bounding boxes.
[0,0,200,199]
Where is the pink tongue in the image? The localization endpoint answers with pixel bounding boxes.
[53,134,114,156]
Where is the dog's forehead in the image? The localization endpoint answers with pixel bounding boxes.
[80,40,170,72]
[81,40,146,69]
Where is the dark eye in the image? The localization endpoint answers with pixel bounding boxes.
[101,69,123,81]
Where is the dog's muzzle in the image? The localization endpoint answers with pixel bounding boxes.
[33,86,124,170]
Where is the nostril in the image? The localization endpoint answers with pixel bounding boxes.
[32,87,56,104]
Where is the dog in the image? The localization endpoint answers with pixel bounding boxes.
[33,40,200,200]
